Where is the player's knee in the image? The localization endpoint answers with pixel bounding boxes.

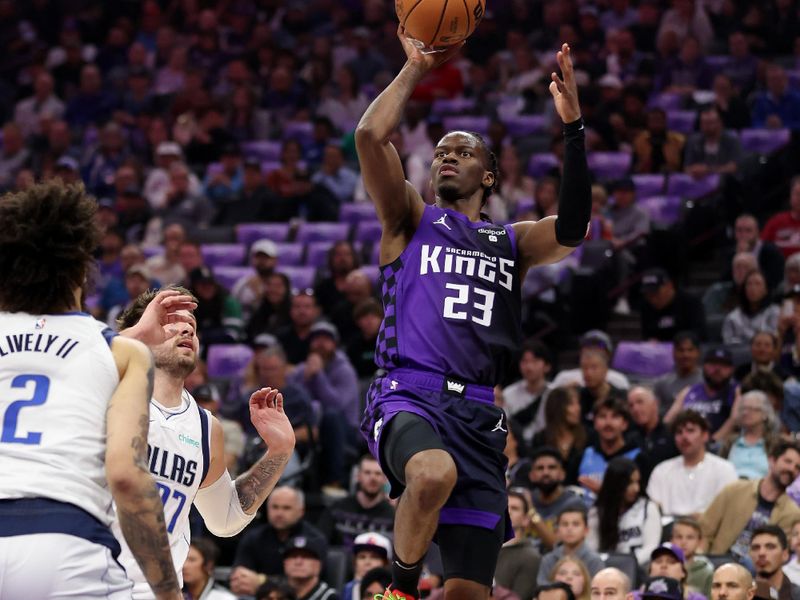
[404,449,457,508]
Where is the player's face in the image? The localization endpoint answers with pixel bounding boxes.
[152,310,198,378]
[182,546,207,586]
[430,132,493,203]
[354,550,386,579]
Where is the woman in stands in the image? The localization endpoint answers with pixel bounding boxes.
[586,457,661,567]
[531,387,587,485]
[722,269,779,345]
[718,389,780,479]
[182,538,236,600]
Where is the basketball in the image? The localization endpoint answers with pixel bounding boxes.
[396,0,486,50]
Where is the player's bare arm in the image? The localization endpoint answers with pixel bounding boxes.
[193,387,294,535]
[512,44,592,275]
[355,27,461,263]
[107,337,182,600]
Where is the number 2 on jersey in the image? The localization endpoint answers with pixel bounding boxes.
[443,283,495,327]
[2,374,50,445]
[156,482,187,533]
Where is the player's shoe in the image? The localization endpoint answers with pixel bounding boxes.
[374,587,418,600]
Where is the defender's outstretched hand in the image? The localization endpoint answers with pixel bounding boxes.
[549,43,582,124]
[398,25,464,72]
[120,289,197,345]
[249,387,295,454]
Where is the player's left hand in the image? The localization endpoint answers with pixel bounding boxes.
[249,387,296,454]
[549,43,582,124]
[120,289,197,345]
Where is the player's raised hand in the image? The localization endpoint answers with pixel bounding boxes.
[249,387,295,454]
[120,289,197,346]
[549,43,582,124]
[398,25,464,72]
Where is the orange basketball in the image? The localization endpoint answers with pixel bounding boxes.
[396,0,486,50]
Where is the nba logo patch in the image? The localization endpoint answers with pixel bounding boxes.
[34,318,46,330]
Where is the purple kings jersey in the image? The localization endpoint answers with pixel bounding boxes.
[375,205,522,386]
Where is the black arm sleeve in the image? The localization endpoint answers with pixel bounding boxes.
[554,117,592,247]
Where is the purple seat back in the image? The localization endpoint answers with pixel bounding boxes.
[360,265,381,286]
[431,97,477,115]
[527,153,559,178]
[242,140,282,161]
[275,242,304,266]
[295,222,350,243]
[587,152,632,181]
[340,203,378,226]
[201,243,247,267]
[632,174,666,197]
[282,121,314,144]
[705,55,731,70]
[442,115,490,135]
[261,160,281,174]
[279,266,317,292]
[236,223,291,245]
[503,114,547,137]
[638,195,683,226]
[667,110,697,134]
[206,344,254,379]
[612,341,675,377]
[739,128,791,155]
[666,173,721,199]
[305,242,334,268]
[213,266,254,291]
[648,92,683,111]
[355,220,383,244]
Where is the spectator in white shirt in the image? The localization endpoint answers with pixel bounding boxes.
[13,72,65,139]
[503,340,553,444]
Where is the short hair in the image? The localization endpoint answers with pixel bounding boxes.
[534,581,576,600]
[269,485,305,508]
[508,488,531,513]
[358,454,380,469]
[557,502,588,525]
[353,298,383,321]
[751,524,788,550]
[460,131,499,206]
[531,446,566,470]
[673,330,700,347]
[0,182,100,313]
[521,339,554,366]
[594,397,629,421]
[190,537,220,566]
[671,409,709,435]
[116,285,197,330]
[769,439,800,460]
[673,516,703,537]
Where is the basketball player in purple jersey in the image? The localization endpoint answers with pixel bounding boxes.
[355,29,591,600]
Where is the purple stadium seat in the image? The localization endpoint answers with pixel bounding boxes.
[305,242,334,268]
[502,114,547,137]
[514,197,536,219]
[666,173,721,199]
[360,265,382,286]
[371,243,381,265]
[705,55,731,70]
[739,128,791,155]
[295,222,350,243]
[207,344,254,379]
[632,174,666,197]
[648,92,683,111]
[142,245,164,259]
[340,203,378,226]
[587,152,632,181]
[201,243,247,267]
[612,341,675,377]
[279,266,317,292]
[213,266,254,291]
[260,160,281,174]
[242,140,282,161]
[442,115,490,135]
[432,97,477,115]
[275,242,304,266]
[235,223,292,245]
[667,110,697,134]
[638,195,683,226]
[282,121,314,144]
[354,220,383,244]
[527,153,559,178]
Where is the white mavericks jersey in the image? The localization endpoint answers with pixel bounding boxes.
[0,311,119,527]
[113,389,212,598]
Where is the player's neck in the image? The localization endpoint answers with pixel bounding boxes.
[436,197,482,222]
[153,369,186,408]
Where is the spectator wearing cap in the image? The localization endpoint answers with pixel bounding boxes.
[628,386,678,487]
[502,340,554,444]
[639,577,685,600]
[232,487,328,596]
[341,533,392,600]
[552,330,631,390]
[762,177,800,260]
[282,535,339,600]
[495,488,542,600]
[309,144,358,219]
[316,455,395,546]
[246,272,294,342]
[144,142,203,210]
[664,348,737,440]
[702,441,800,559]
[653,331,703,412]
[749,525,800,600]
[160,161,215,234]
[647,410,738,519]
[232,239,280,320]
[683,107,742,182]
[0,123,30,191]
[315,242,361,317]
[193,383,245,476]
[633,108,686,174]
[188,266,244,345]
[346,298,384,379]
[722,270,780,345]
[204,142,244,204]
[641,268,707,342]
[145,223,187,287]
[13,72,65,139]
[727,215,784,293]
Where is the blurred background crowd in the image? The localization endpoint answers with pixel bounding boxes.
[5,0,800,599]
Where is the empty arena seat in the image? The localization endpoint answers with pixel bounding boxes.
[282,121,314,144]
[648,92,683,111]
[612,341,675,377]
[667,110,697,134]
[739,128,791,155]
[236,222,292,245]
[432,97,476,115]
[241,139,282,161]
[601,553,640,587]
[638,195,683,226]
[503,114,547,137]
[527,152,559,178]
[200,243,247,267]
[323,547,350,592]
[212,266,253,291]
[279,266,317,291]
[666,173,720,199]
[295,222,350,243]
[274,242,304,266]
[305,241,334,268]
[632,174,666,197]
[587,152,632,181]
[354,220,383,244]
[206,344,254,379]
[339,203,378,226]
[442,115,490,135]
